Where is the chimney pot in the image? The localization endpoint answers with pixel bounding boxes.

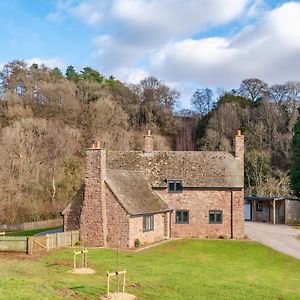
[147,129,151,136]
[236,129,241,136]
[96,141,101,149]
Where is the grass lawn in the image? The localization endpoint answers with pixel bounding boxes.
[0,239,300,299]
[5,226,63,236]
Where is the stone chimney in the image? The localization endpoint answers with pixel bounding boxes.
[234,129,244,180]
[144,129,154,152]
[80,140,107,247]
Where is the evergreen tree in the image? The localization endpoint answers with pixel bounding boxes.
[80,67,104,83]
[65,65,79,82]
[290,108,300,197]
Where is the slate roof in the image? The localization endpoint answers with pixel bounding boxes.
[105,169,170,215]
[106,151,243,188]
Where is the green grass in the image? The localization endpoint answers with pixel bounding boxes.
[1,239,300,299]
[5,226,63,236]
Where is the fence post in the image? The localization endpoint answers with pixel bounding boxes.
[27,237,33,255]
[56,233,59,248]
[71,231,73,246]
[46,234,49,251]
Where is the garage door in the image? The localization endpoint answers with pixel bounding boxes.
[244,204,252,221]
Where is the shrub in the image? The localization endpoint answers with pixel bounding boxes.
[134,239,141,248]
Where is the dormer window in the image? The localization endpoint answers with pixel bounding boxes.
[168,180,183,193]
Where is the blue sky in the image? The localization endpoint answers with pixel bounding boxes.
[1,0,300,107]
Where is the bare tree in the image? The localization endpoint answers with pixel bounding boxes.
[238,78,269,102]
[191,88,214,115]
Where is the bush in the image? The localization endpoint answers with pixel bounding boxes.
[134,239,141,248]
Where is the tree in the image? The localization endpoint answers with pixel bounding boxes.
[0,60,28,97]
[80,67,104,83]
[191,88,214,115]
[290,108,300,197]
[50,67,63,82]
[217,92,252,108]
[129,77,180,131]
[65,65,80,83]
[238,78,269,102]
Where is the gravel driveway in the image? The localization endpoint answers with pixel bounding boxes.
[34,227,63,237]
[245,222,300,259]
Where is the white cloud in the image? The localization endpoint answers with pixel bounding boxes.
[56,0,250,75]
[25,57,65,69]
[69,0,110,26]
[150,2,300,88]
[115,67,149,84]
[48,0,300,105]
[111,0,249,43]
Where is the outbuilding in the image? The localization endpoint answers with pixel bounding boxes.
[244,195,300,225]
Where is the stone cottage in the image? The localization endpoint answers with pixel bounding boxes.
[63,130,245,248]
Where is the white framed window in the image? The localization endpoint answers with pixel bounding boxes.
[143,215,154,232]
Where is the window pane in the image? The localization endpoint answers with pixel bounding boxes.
[169,182,175,191]
[176,211,182,222]
[144,215,154,231]
[216,212,222,223]
[209,212,215,223]
[183,211,188,222]
[175,182,182,191]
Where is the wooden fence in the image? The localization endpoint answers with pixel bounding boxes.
[0,218,63,232]
[0,231,79,254]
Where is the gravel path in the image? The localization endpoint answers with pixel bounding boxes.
[34,227,63,237]
[245,222,300,259]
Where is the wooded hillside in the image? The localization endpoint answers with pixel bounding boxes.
[0,60,298,223]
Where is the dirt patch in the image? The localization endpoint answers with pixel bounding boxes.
[57,288,78,297]
[130,283,141,290]
[0,251,46,261]
[101,292,136,300]
[57,288,91,300]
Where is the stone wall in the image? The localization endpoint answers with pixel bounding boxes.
[285,200,300,225]
[156,188,244,239]
[63,185,84,232]
[250,200,285,224]
[232,190,244,238]
[129,213,165,248]
[80,149,107,247]
[143,131,153,152]
[234,131,244,178]
[106,186,130,248]
[163,212,170,238]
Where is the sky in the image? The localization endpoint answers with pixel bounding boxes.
[1,0,300,108]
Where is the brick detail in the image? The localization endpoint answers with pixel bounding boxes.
[129,213,165,248]
[232,189,244,239]
[80,149,107,247]
[156,189,244,239]
[63,185,84,232]
[106,185,130,248]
